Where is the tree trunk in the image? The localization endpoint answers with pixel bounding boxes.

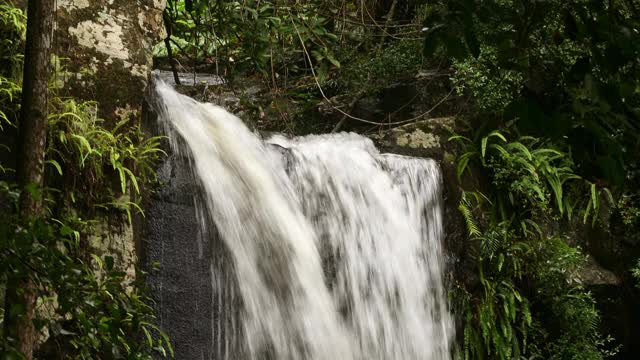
[5,0,54,358]
[163,11,181,85]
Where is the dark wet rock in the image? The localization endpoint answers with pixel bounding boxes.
[580,256,621,286]
[141,151,243,360]
[154,70,225,87]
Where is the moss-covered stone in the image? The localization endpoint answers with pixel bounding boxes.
[54,0,166,124]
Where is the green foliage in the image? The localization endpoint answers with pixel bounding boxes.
[0,0,26,79]
[452,47,523,112]
[458,219,533,360]
[453,130,612,225]
[632,259,640,289]
[0,202,173,359]
[0,75,20,132]
[340,39,424,93]
[457,197,534,359]
[161,0,342,79]
[425,0,640,186]
[529,238,618,359]
[0,3,170,358]
[46,98,166,224]
[618,192,640,227]
[0,1,24,130]
[430,5,639,355]
[452,129,615,359]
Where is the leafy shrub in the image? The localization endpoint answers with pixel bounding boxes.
[632,259,640,289]
[161,0,341,79]
[453,130,615,359]
[0,211,173,359]
[455,130,613,225]
[339,39,424,93]
[0,0,25,131]
[46,98,165,223]
[0,0,26,78]
[424,0,640,185]
[1,94,169,357]
[452,47,523,112]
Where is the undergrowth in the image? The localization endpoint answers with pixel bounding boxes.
[0,2,171,358]
[452,129,617,360]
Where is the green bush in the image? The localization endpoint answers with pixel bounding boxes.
[160,0,341,79]
[453,130,616,359]
[46,98,165,223]
[0,212,173,359]
[452,47,523,113]
[424,0,640,185]
[632,259,640,289]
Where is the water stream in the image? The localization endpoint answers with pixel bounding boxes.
[154,81,454,359]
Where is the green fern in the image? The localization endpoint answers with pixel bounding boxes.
[451,128,615,359]
[47,97,166,220]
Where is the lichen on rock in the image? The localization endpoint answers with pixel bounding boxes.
[56,0,90,11]
[68,14,130,61]
[395,128,441,149]
[55,0,166,122]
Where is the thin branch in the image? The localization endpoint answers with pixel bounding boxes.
[292,13,454,129]
[332,88,368,132]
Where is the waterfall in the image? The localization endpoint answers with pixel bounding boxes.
[154,82,454,360]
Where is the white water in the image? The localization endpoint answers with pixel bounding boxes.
[155,82,454,359]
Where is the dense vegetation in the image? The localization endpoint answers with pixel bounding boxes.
[1,0,639,358]
[1,2,171,358]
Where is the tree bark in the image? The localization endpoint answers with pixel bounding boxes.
[163,11,181,85]
[5,0,54,358]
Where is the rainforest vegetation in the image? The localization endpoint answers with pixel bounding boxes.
[1,0,640,359]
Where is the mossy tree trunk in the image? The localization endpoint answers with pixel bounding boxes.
[4,0,54,358]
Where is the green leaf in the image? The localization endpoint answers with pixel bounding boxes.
[123,168,140,194]
[118,166,126,193]
[326,53,341,68]
[507,142,532,160]
[91,254,103,270]
[46,159,63,175]
[448,134,471,143]
[482,131,507,160]
[457,151,477,181]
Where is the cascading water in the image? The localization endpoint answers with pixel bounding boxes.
[154,81,454,359]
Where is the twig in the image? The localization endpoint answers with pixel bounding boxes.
[377,0,399,52]
[163,12,181,85]
[332,88,367,132]
[292,14,454,127]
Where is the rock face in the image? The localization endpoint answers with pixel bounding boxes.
[49,0,166,284]
[141,153,216,359]
[55,0,166,123]
[141,151,241,360]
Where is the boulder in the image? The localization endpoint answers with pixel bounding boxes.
[54,0,166,124]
